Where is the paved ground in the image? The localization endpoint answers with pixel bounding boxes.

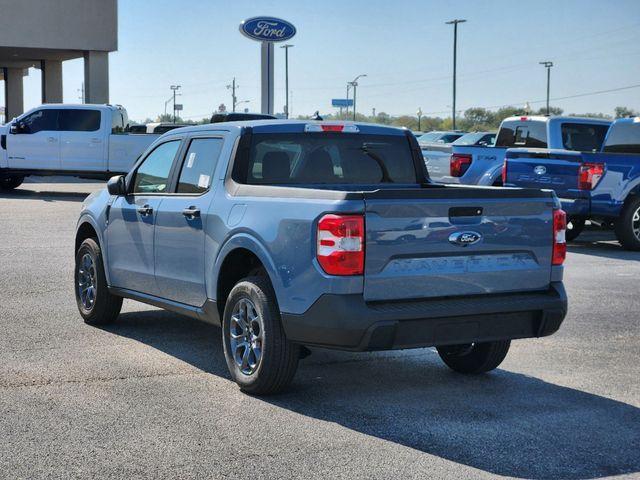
[1,180,639,480]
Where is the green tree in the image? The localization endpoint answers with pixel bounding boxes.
[615,106,638,118]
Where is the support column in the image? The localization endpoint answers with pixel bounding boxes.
[83,51,109,104]
[260,42,274,115]
[4,67,25,119]
[41,60,63,103]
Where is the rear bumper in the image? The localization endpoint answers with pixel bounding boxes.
[281,283,567,351]
[560,197,590,217]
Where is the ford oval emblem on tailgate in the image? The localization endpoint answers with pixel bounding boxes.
[449,231,482,247]
[534,165,547,175]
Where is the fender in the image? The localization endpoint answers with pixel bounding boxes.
[620,177,640,204]
[75,213,112,285]
[209,232,282,305]
[478,163,503,186]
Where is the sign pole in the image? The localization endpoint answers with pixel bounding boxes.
[261,42,274,115]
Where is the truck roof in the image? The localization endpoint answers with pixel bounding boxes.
[502,115,611,125]
[161,120,411,136]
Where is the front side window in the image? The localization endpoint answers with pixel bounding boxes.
[19,109,58,133]
[237,133,417,185]
[132,140,181,194]
[177,138,224,193]
[561,123,609,152]
[59,109,101,132]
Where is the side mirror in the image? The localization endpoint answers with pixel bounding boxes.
[10,121,28,134]
[107,175,127,196]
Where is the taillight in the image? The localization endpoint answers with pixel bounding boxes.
[317,214,364,276]
[501,160,508,185]
[450,153,472,177]
[578,162,604,190]
[552,209,567,266]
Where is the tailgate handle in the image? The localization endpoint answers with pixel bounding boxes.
[449,206,483,217]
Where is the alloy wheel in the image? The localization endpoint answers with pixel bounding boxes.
[77,253,97,310]
[229,298,264,375]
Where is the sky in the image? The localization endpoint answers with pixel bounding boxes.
[15,0,640,122]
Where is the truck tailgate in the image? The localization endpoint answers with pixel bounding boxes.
[505,148,585,199]
[363,187,556,302]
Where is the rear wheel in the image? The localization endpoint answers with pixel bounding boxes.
[437,340,510,374]
[75,238,122,325]
[614,196,640,251]
[222,275,300,395]
[0,176,24,191]
[566,217,586,242]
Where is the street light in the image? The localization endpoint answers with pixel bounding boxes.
[417,107,423,131]
[170,85,181,122]
[280,44,294,118]
[445,19,466,130]
[539,61,553,115]
[349,74,367,121]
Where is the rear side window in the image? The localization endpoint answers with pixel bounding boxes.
[59,109,101,132]
[20,109,58,133]
[561,123,609,152]
[111,110,125,134]
[237,133,417,185]
[132,140,181,194]
[496,121,547,148]
[603,122,640,154]
[177,138,224,193]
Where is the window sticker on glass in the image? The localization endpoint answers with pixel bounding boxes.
[198,174,210,189]
[186,152,196,168]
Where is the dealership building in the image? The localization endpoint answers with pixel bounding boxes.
[0,0,116,121]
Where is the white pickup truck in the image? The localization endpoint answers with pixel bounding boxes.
[0,104,159,190]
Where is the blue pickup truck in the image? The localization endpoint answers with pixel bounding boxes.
[427,116,611,186]
[504,117,640,248]
[74,120,568,394]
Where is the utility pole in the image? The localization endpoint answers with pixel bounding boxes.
[417,107,423,131]
[539,61,553,115]
[170,85,181,122]
[349,74,367,121]
[345,83,351,117]
[280,44,294,118]
[78,82,84,103]
[445,19,466,130]
[227,78,238,112]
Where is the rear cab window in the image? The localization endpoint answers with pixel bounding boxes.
[496,120,547,148]
[560,123,609,152]
[176,138,224,193]
[234,132,418,186]
[602,121,640,154]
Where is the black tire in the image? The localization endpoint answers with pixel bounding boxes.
[0,176,24,191]
[566,217,586,242]
[437,340,510,374]
[74,238,122,325]
[222,275,300,395]
[614,196,640,251]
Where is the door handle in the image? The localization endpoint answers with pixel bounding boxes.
[182,206,201,219]
[90,138,102,144]
[137,204,153,216]
[47,136,57,143]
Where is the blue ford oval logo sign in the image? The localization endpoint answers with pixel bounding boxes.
[534,165,547,175]
[449,231,482,247]
[240,17,296,42]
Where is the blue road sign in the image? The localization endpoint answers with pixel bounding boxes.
[332,99,354,107]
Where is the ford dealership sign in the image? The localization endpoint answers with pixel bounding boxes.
[240,17,296,42]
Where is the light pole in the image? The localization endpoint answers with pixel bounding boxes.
[226,78,238,112]
[345,83,351,117]
[417,107,423,131]
[539,61,553,115]
[445,19,466,130]
[170,85,181,122]
[280,44,294,118]
[349,74,367,121]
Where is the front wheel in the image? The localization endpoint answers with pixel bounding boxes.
[222,276,300,395]
[0,176,24,191]
[614,197,640,250]
[75,238,122,325]
[566,217,586,242]
[437,340,510,374]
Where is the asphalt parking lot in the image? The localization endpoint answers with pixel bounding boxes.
[1,180,639,480]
